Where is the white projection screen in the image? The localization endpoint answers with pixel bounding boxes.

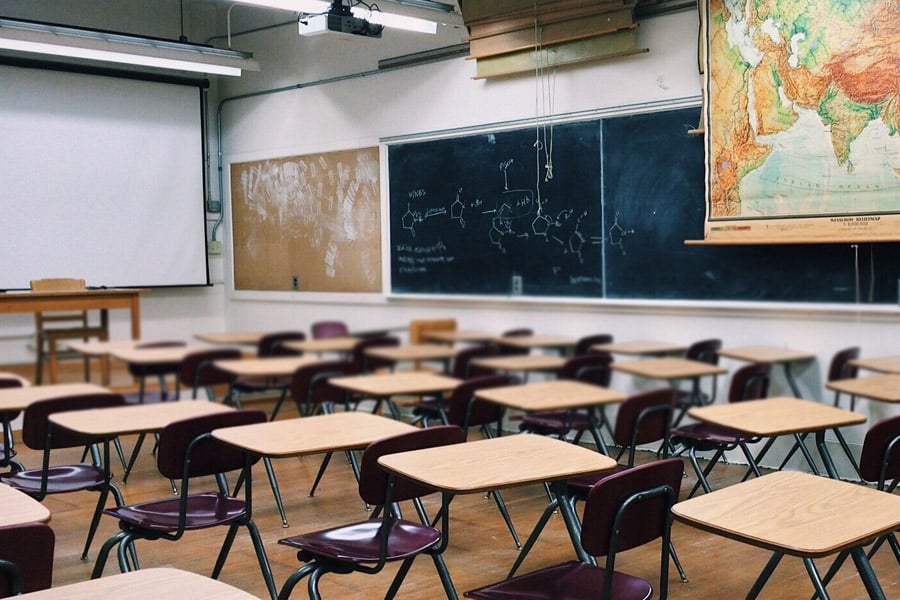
[0,62,210,290]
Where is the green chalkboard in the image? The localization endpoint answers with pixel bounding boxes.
[388,107,900,303]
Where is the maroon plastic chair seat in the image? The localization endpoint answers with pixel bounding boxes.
[0,392,126,561]
[311,320,350,339]
[90,410,276,599]
[466,459,684,600]
[0,522,55,596]
[277,425,465,600]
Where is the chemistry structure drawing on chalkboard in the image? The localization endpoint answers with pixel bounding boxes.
[399,158,597,263]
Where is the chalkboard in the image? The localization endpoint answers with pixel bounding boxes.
[388,122,604,296]
[389,107,900,303]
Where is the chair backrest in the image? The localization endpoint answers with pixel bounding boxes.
[257,331,305,357]
[311,321,349,339]
[581,458,683,557]
[0,523,55,596]
[828,346,860,382]
[22,393,126,450]
[178,348,242,389]
[685,338,722,365]
[574,334,614,356]
[156,409,266,480]
[290,360,358,409]
[0,377,24,422]
[613,389,675,466]
[728,362,771,403]
[858,414,900,488]
[358,425,465,506]
[451,344,499,379]
[559,352,613,387]
[351,336,400,373]
[496,328,532,356]
[445,374,515,433]
[408,319,457,345]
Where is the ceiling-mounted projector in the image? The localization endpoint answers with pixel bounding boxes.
[298,1,383,38]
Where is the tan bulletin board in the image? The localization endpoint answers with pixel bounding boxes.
[230,148,382,292]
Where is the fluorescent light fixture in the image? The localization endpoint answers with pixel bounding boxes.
[0,18,259,76]
[238,0,438,34]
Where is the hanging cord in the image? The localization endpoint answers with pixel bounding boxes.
[533,5,544,204]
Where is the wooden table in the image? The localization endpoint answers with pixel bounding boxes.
[328,372,461,419]
[213,355,322,379]
[378,434,617,599]
[0,482,51,525]
[474,379,626,453]
[195,331,267,346]
[469,354,566,375]
[17,567,260,599]
[718,345,816,398]
[850,356,900,375]
[827,374,900,404]
[364,343,458,371]
[0,288,145,339]
[421,330,496,345]
[490,334,577,352]
[672,470,900,600]
[687,397,866,479]
[612,356,728,380]
[592,340,688,356]
[281,336,360,354]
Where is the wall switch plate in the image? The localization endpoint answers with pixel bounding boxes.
[207,240,223,255]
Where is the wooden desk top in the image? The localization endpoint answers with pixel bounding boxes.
[672,470,900,557]
[0,382,108,413]
[470,354,566,373]
[0,483,50,526]
[213,355,322,377]
[475,380,626,412]
[194,331,266,345]
[364,344,458,362]
[66,340,142,356]
[17,567,260,599]
[611,357,727,380]
[328,372,461,397]
[850,355,900,375]
[687,397,866,436]
[827,374,900,403]
[421,330,496,344]
[282,336,360,353]
[49,401,234,437]
[591,340,688,355]
[211,411,416,458]
[492,334,577,350]
[378,434,616,495]
[109,345,205,365]
[718,345,816,364]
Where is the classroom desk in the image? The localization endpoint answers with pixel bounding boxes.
[0,288,145,339]
[328,372,461,419]
[686,397,866,480]
[17,567,260,599]
[474,379,626,454]
[364,343,459,371]
[850,356,900,375]
[672,470,900,600]
[0,482,51,526]
[195,331,267,346]
[491,334,577,353]
[377,434,617,599]
[281,336,360,354]
[67,340,144,385]
[591,340,688,356]
[214,355,324,407]
[827,374,900,404]
[421,330,496,345]
[469,354,566,375]
[718,345,816,398]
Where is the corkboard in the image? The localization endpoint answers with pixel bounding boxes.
[230,148,382,292]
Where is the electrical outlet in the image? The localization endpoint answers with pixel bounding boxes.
[207,240,223,255]
[511,274,523,295]
[292,275,299,291]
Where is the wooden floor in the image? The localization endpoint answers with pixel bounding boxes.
[6,362,899,599]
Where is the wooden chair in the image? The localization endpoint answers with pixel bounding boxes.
[30,278,108,384]
[408,318,457,372]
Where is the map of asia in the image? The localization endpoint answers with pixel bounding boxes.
[705,0,899,242]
